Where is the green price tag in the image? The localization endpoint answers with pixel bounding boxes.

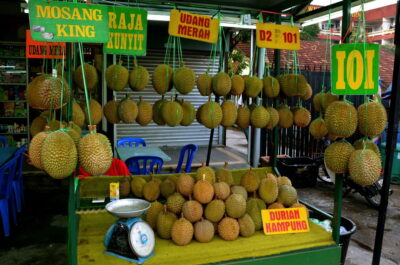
[103,6,147,56]
[331,43,380,95]
[28,0,109,43]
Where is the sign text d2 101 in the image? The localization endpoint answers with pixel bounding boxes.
[331,43,380,95]
[256,23,300,50]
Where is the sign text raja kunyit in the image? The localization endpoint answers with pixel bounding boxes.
[104,6,147,56]
[261,207,310,235]
[256,23,300,50]
[28,0,109,43]
[168,10,219,43]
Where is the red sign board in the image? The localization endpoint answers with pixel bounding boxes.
[26,30,66,59]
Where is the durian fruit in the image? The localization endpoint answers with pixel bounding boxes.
[213,181,231,200]
[215,162,234,185]
[167,192,186,214]
[197,101,223,129]
[324,141,354,173]
[74,64,98,91]
[83,99,103,125]
[245,76,263,98]
[136,97,153,126]
[321,92,339,111]
[193,175,214,204]
[238,214,255,237]
[325,101,358,138]
[118,96,138,123]
[30,115,47,136]
[280,74,308,97]
[78,125,112,176]
[48,119,64,131]
[173,67,195,94]
[41,130,77,179]
[196,162,215,184]
[94,54,103,72]
[194,218,215,243]
[129,65,149,91]
[302,83,313,100]
[153,96,167,126]
[145,201,163,229]
[103,99,120,124]
[212,72,231,96]
[240,168,260,192]
[177,173,195,197]
[162,99,183,127]
[348,149,382,186]
[197,73,213,96]
[313,92,324,112]
[156,205,177,239]
[357,101,387,137]
[69,122,82,136]
[258,174,278,204]
[70,101,85,127]
[180,100,196,126]
[277,185,298,207]
[27,74,70,110]
[106,64,129,91]
[309,118,328,139]
[221,100,238,127]
[231,185,248,200]
[353,139,381,158]
[277,176,292,186]
[293,107,311,128]
[66,126,80,146]
[268,202,285,209]
[119,177,131,197]
[205,199,225,222]
[265,107,279,130]
[168,175,179,186]
[225,193,246,218]
[250,106,270,128]
[131,176,147,197]
[160,178,176,198]
[326,133,338,141]
[263,76,280,98]
[28,126,50,169]
[230,75,245,95]
[218,217,239,241]
[277,104,293,128]
[236,105,251,129]
[171,216,194,246]
[143,177,161,201]
[152,64,173,95]
[246,196,266,231]
[182,196,203,223]
[248,103,257,112]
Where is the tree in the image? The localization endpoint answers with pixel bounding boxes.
[300,24,321,40]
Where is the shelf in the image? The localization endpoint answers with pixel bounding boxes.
[0,83,26,86]
[0,132,28,135]
[0,117,27,119]
[0,56,26,59]
[0,100,27,103]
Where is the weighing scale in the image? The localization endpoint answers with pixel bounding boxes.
[104,199,155,264]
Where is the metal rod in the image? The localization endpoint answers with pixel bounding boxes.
[372,1,400,263]
[272,14,281,172]
[258,47,267,158]
[206,128,214,166]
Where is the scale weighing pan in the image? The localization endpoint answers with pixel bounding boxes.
[105,199,151,219]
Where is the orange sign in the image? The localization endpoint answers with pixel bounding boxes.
[261,207,310,235]
[26,30,66,59]
[168,10,219,43]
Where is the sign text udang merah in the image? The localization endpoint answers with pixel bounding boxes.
[28,0,109,43]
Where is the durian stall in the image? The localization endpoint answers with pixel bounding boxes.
[22,0,399,264]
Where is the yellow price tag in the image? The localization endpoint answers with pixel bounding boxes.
[261,207,310,235]
[256,23,300,50]
[168,10,219,44]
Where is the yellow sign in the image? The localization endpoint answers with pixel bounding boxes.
[168,10,219,43]
[261,207,310,235]
[256,23,300,50]
[110,182,119,201]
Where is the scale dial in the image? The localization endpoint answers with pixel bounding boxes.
[128,220,155,257]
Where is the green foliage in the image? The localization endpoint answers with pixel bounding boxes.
[228,49,248,75]
[300,24,321,40]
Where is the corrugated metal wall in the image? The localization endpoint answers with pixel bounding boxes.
[109,49,222,147]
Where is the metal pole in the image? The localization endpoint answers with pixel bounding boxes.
[332,0,351,246]
[259,47,267,158]
[247,30,254,163]
[272,15,281,172]
[372,1,400,264]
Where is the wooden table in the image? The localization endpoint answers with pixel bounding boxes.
[0,147,18,167]
[115,146,171,162]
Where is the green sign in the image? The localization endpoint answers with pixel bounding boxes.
[104,6,147,55]
[28,0,109,43]
[331,43,380,95]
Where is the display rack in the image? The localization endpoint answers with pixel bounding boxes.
[0,41,29,146]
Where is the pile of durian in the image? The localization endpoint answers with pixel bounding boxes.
[125,162,304,246]
[309,92,387,187]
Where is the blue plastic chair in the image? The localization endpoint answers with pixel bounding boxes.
[117,137,146,147]
[12,144,27,213]
[0,156,17,237]
[175,144,199,173]
[125,156,163,175]
[0,136,8,147]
